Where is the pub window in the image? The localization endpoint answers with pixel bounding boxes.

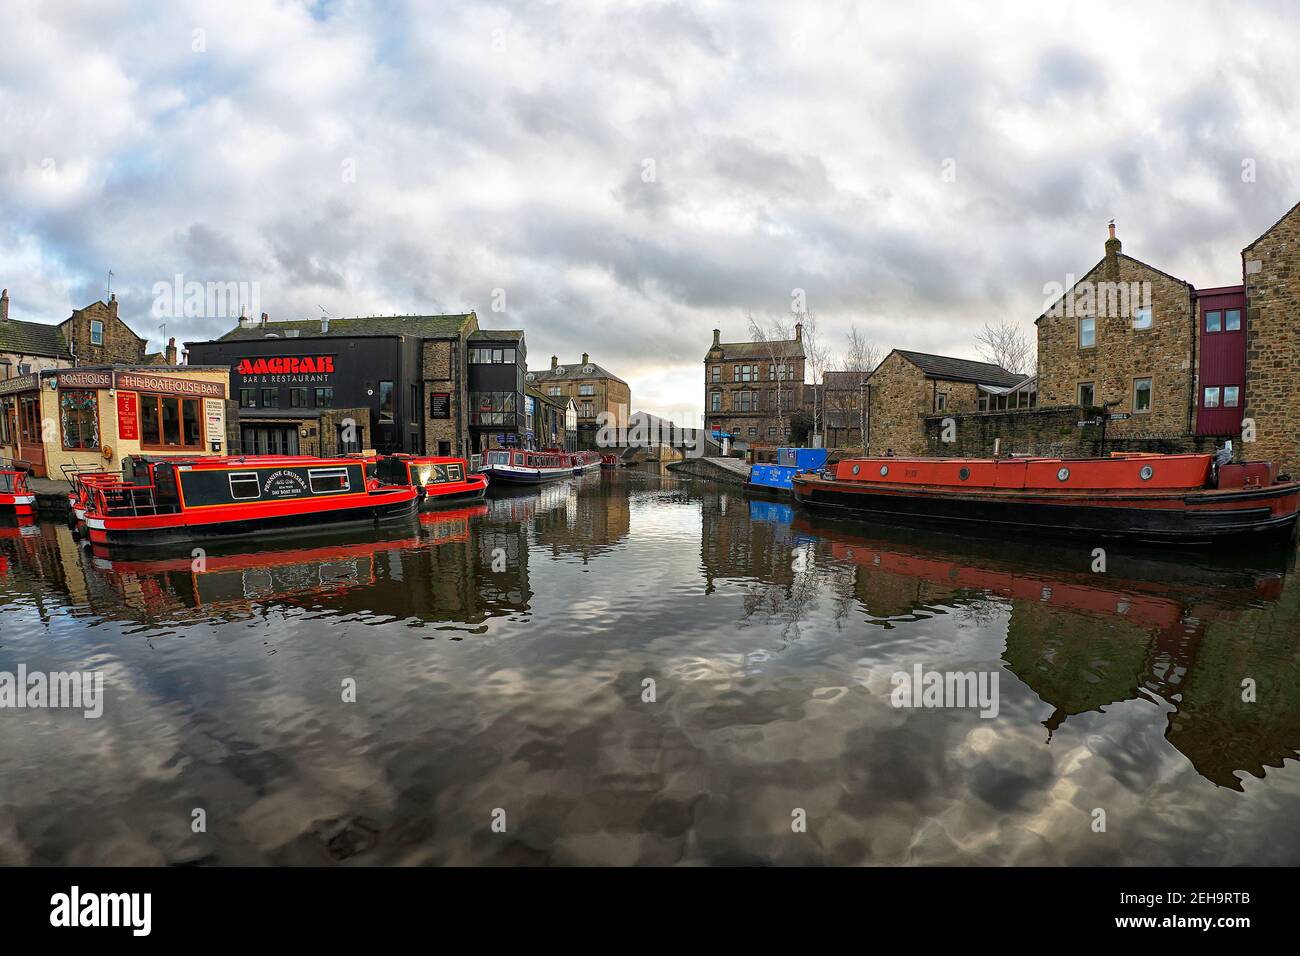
[1224,309,1241,331]
[141,394,204,449]
[1203,386,1220,409]
[1079,317,1095,348]
[60,389,101,450]
[1133,377,1153,413]
[261,387,277,407]
[379,381,394,422]
[289,387,309,408]
[0,397,13,444]
[1078,382,1095,407]
[228,472,261,500]
[19,396,41,443]
[308,467,351,495]
[90,319,104,345]
[1223,385,1241,408]
[240,388,256,408]
[316,387,334,408]
[1132,307,1152,330]
[1205,310,1221,332]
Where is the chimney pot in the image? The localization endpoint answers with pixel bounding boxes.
[0,288,8,323]
[712,329,720,348]
[795,322,803,341]
[165,337,178,365]
[1104,221,1122,258]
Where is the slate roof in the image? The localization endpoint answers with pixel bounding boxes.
[528,359,628,386]
[822,369,872,389]
[212,313,476,342]
[891,350,1026,387]
[470,328,525,341]
[708,338,804,361]
[0,318,72,360]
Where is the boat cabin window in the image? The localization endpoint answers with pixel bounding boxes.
[229,472,261,500]
[309,467,351,494]
[375,457,410,485]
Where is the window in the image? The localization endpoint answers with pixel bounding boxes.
[581,402,593,418]
[710,392,721,412]
[17,363,30,376]
[1078,382,1095,407]
[1133,377,1152,414]
[469,391,517,426]
[1203,386,1220,409]
[261,387,277,408]
[1133,307,1152,330]
[90,320,103,345]
[141,394,204,449]
[1079,317,1095,348]
[736,391,752,412]
[548,386,561,397]
[768,426,777,438]
[1224,386,1240,408]
[309,467,350,494]
[579,384,595,396]
[378,381,394,422]
[18,395,40,443]
[1225,309,1241,331]
[936,393,947,412]
[1205,310,1221,332]
[316,388,333,408]
[711,366,720,383]
[468,347,516,364]
[289,387,309,408]
[228,472,261,500]
[60,389,100,450]
[748,427,757,438]
[978,395,989,412]
[240,388,256,408]
[0,397,13,445]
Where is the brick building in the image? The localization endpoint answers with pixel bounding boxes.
[704,325,806,448]
[526,353,630,450]
[1242,200,1300,475]
[864,350,1026,456]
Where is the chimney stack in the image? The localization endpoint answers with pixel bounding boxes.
[1,288,8,323]
[109,292,118,316]
[581,352,589,365]
[165,337,178,365]
[712,329,720,348]
[1105,220,1121,258]
[795,321,803,342]
[551,355,558,370]
[321,317,330,334]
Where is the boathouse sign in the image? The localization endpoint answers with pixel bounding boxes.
[115,372,226,398]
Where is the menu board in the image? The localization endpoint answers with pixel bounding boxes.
[204,398,225,449]
[116,391,139,440]
[429,392,451,419]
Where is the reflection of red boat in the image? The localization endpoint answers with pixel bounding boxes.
[83,454,418,548]
[601,454,620,470]
[0,464,34,517]
[375,455,488,508]
[419,503,488,543]
[793,453,1300,545]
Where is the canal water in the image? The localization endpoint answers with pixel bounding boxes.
[2,469,1299,865]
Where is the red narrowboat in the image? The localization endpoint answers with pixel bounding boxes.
[82,454,419,548]
[571,450,603,474]
[374,454,488,508]
[0,462,35,518]
[791,453,1300,545]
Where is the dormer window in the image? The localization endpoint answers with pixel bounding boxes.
[582,364,594,374]
[554,366,565,375]
[90,319,104,345]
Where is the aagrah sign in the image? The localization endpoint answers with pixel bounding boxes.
[236,356,335,383]
[115,372,226,398]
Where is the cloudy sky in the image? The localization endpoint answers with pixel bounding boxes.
[2,1,1298,422]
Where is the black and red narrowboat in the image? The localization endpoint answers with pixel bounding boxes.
[791,453,1300,545]
[82,454,419,548]
[0,461,35,518]
[374,455,488,509]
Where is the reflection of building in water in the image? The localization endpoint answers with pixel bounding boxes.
[699,491,802,593]
[792,513,1300,789]
[532,480,629,564]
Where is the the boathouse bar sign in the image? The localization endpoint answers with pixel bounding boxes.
[236,355,336,384]
[115,372,226,398]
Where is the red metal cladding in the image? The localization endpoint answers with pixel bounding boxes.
[1195,285,1246,437]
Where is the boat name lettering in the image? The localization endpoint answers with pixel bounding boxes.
[264,470,310,497]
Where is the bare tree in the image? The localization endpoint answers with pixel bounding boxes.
[747,312,796,446]
[975,320,1035,375]
[842,323,881,447]
[799,310,831,447]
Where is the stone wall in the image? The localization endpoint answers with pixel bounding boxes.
[924,406,1222,458]
[61,297,147,366]
[422,337,468,456]
[863,351,934,456]
[1243,201,1300,474]
[1036,247,1195,441]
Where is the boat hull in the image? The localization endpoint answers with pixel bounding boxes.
[742,481,792,500]
[791,475,1300,545]
[419,483,488,508]
[0,494,35,517]
[85,491,418,548]
[483,465,573,484]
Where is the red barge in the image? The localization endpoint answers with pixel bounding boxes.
[82,454,418,548]
[791,453,1300,545]
[0,462,35,518]
[373,455,488,508]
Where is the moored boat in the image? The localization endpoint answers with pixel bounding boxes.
[791,452,1300,545]
[0,461,35,517]
[482,448,575,484]
[374,454,488,508]
[571,450,603,474]
[82,454,419,548]
[744,447,828,499]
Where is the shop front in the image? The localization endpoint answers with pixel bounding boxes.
[0,366,231,478]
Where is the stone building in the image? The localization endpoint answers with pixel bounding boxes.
[526,353,630,450]
[1242,200,1300,475]
[703,325,806,447]
[864,350,1026,456]
[1036,225,1201,442]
